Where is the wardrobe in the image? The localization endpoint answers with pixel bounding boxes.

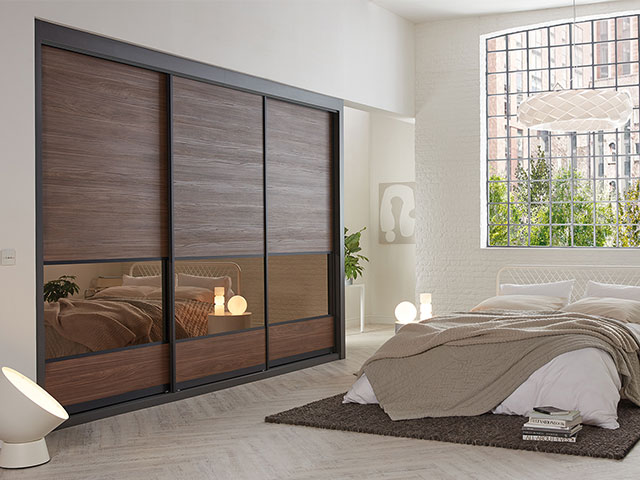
[36,20,344,424]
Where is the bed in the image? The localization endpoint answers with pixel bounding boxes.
[344,265,640,429]
[44,262,241,360]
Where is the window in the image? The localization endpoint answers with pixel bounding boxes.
[486,15,640,247]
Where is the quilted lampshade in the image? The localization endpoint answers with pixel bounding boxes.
[517,89,634,133]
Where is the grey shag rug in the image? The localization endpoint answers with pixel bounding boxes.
[265,394,640,459]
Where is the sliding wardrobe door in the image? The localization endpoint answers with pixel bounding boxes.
[172,77,265,387]
[266,99,335,365]
[41,46,169,411]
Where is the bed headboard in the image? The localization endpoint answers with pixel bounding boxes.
[496,265,640,303]
[129,261,242,294]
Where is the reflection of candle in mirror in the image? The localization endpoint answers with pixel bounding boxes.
[214,287,225,315]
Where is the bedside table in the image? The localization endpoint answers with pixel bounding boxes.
[207,312,252,334]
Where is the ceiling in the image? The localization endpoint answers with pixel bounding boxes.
[372,0,619,23]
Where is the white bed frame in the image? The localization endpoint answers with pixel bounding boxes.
[129,261,242,294]
[497,265,640,303]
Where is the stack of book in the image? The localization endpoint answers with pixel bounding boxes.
[522,407,582,443]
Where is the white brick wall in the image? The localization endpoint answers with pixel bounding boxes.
[415,1,640,314]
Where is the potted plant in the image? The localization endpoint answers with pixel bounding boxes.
[344,227,369,285]
[44,275,79,303]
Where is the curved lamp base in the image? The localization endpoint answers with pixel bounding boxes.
[0,438,50,469]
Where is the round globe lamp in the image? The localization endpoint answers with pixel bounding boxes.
[394,301,417,333]
[0,367,69,469]
[227,295,248,315]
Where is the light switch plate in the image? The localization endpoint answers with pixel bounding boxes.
[1,249,16,266]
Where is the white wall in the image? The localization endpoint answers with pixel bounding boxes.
[0,0,414,379]
[344,107,416,326]
[415,0,640,315]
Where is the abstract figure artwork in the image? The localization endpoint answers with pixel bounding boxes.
[379,182,416,244]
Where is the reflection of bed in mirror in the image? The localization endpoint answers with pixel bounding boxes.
[44,262,243,360]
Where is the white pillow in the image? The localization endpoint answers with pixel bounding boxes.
[585,281,640,302]
[471,295,566,312]
[561,297,640,324]
[122,274,163,287]
[499,280,575,306]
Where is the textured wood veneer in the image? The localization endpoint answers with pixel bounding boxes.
[266,99,333,254]
[41,46,168,262]
[268,316,335,361]
[45,344,169,406]
[172,76,264,257]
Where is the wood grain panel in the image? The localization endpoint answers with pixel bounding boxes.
[268,254,328,324]
[41,46,168,262]
[176,329,265,383]
[45,344,169,406]
[173,77,264,257]
[266,99,333,254]
[269,317,334,361]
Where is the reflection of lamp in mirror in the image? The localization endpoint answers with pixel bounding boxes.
[419,293,432,320]
[0,367,69,469]
[228,295,247,315]
[394,301,417,333]
[214,287,225,315]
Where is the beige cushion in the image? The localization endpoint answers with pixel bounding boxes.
[561,297,640,324]
[471,294,566,312]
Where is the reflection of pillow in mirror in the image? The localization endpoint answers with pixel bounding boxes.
[145,286,215,303]
[471,295,566,312]
[122,274,163,287]
[585,281,640,302]
[499,280,575,305]
[177,273,234,300]
[561,297,640,324]
[92,285,157,299]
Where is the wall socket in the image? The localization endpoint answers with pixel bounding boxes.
[1,249,16,266]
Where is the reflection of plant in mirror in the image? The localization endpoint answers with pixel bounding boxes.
[44,275,79,303]
[344,227,369,281]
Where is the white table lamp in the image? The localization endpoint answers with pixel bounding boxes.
[0,367,69,469]
[419,293,433,320]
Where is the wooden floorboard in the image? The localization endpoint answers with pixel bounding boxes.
[2,324,639,479]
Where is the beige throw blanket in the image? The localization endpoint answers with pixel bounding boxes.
[360,311,640,421]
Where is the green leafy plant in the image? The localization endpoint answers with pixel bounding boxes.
[344,227,369,281]
[44,275,79,303]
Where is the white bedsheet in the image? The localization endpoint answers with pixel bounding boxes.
[343,323,640,429]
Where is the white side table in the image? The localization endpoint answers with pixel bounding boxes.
[346,283,366,332]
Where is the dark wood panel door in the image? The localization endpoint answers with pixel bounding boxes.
[266,99,333,254]
[173,77,264,257]
[41,46,168,262]
[45,344,169,407]
[269,317,334,362]
[176,329,265,383]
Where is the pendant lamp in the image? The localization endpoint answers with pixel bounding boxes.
[517,0,634,133]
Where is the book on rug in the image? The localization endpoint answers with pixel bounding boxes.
[522,407,582,442]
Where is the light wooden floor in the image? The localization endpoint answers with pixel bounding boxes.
[2,324,639,480]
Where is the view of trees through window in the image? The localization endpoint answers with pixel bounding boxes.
[486,15,640,247]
